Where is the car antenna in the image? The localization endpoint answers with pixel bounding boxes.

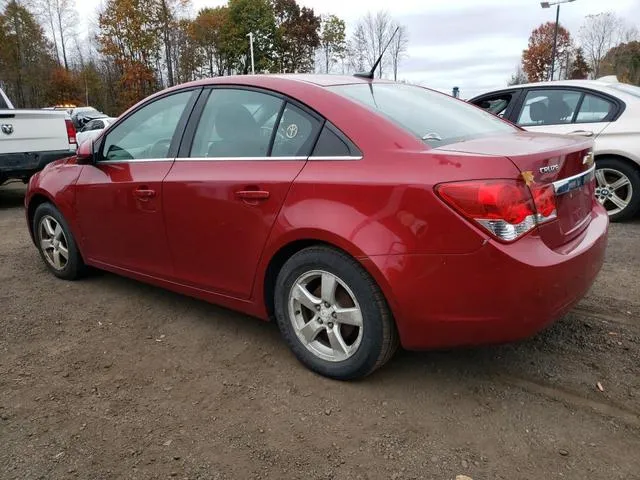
[354,26,400,80]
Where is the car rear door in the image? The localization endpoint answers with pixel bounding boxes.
[511,87,617,138]
[74,89,200,277]
[162,87,322,299]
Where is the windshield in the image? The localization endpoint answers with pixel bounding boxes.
[328,83,516,147]
[607,83,640,99]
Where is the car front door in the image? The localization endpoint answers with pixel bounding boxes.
[162,87,322,298]
[511,88,616,138]
[74,89,199,277]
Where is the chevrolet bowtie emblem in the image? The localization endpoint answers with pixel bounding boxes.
[521,170,535,186]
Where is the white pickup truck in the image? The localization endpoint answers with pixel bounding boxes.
[0,87,77,186]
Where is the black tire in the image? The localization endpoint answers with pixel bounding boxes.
[596,157,640,222]
[274,246,398,380]
[32,203,86,280]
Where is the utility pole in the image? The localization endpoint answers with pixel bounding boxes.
[541,0,576,81]
[247,32,255,75]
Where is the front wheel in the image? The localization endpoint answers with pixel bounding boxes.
[594,158,640,222]
[274,246,398,380]
[33,203,86,280]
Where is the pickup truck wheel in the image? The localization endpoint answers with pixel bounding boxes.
[33,203,86,280]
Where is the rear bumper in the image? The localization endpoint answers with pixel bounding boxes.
[363,208,609,350]
[0,149,74,181]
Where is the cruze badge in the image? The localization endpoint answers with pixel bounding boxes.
[539,164,560,174]
[1,124,14,135]
[583,151,594,167]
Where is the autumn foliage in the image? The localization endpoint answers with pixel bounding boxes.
[522,21,572,82]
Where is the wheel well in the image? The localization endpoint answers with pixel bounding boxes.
[26,194,50,242]
[595,153,640,175]
[263,239,342,319]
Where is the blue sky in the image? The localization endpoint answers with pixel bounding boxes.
[76,0,640,98]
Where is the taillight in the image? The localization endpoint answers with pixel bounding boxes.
[436,180,557,242]
[65,119,77,145]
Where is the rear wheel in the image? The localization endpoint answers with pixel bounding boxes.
[595,158,640,222]
[274,246,398,380]
[33,203,86,280]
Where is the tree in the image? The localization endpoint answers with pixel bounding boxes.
[227,0,276,74]
[153,0,190,87]
[507,63,528,85]
[46,66,81,104]
[388,23,407,81]
[355,11,393,78]
[31,0,77,71]
[0,0,55,107]
[600,41,640,85]
[319,14,345,74]
[98,0,162,109]
[191,7,235,77]
[522,21,572,82]
[579,12,626,78]
[272,0,320,73]
[569,47,590,79]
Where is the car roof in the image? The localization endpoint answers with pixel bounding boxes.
[179,73,395,90]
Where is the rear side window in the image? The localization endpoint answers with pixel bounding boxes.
[576,94,613,123]
[329,83,515,147]
[190,89,283,158]
[271,103,321,157]
[517,89,581,126]
[312,123,360,157]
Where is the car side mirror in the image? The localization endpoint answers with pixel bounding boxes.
[76,139,95,164]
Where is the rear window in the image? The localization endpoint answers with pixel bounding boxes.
[328,83,516,147]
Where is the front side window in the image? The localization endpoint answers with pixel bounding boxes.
[474,94,513,118]
[101,91,193,161]
[517,89,581,126]
[329,83,515,147]
[190,89,283,158]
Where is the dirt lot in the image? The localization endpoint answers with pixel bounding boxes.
[1,183,639,480]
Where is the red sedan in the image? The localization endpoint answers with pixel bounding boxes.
[25,75,608,379]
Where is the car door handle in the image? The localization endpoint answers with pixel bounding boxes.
[235,189,270,203]
[133,187,156,200]
[569,130,594,137]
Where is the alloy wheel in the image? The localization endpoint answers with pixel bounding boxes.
[288,270,364,362]
[595,167,633,216]
[38,215,69,271]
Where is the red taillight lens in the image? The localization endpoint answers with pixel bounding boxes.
[65,119,77,145]
[436,179,556,242]
[531,184,557,219]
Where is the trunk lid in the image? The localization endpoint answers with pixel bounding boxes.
[437,132,595,248]
[0,109,72,155]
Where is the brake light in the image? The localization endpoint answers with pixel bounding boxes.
[436,180,557,242]
[65,119,77,145]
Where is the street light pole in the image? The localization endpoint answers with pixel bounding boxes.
[247,32,255,75]
[541,0,576,81]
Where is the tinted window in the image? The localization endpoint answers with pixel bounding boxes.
[517,89,581,126]
[190,89,283,158]
[0,94,8,110]
[102,91,193,161]
[474,94,513,118]
[329,83,515,147]
[271,103,321,157]
[576,94,613,123]
[312,125,352,157]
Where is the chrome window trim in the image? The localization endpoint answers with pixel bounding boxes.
[552,164,596,196]
[175,156,308,161]
[99,158,173,164]
[309,156,363,161]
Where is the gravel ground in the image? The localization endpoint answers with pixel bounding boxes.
[1,183,639,480]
